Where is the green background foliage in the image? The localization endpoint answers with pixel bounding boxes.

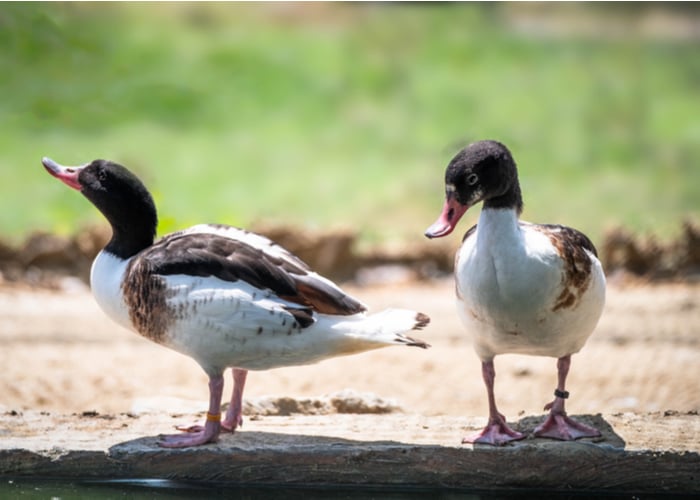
[1,2,698,245]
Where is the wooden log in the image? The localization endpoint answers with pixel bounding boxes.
[0,411,698,494]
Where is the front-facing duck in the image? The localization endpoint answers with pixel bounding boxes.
[425,140,605,445]
[43,157,430,448]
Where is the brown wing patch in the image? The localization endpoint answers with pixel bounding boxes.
[288,273,366,315]
[532,224,597,312]
[121,258,174,343]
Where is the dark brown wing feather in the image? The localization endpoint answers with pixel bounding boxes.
[131,228,366,316]
[536,223,599,257]
[530,223,598,312]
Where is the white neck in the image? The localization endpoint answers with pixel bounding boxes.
[476,207,522,249]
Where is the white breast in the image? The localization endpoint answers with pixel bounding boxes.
[90,250,132,331]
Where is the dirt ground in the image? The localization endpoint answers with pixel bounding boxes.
[1,277,698,428]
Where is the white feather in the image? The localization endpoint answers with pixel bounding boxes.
[90,250,131,330]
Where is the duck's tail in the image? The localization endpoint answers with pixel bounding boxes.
[327,309,431,349]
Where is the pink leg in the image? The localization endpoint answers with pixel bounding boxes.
[463,359,525,446]
[533,355,601,440]
[158,374,224,448]
[222,368,248,432]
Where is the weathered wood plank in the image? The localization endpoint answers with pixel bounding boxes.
[0,411,698,494]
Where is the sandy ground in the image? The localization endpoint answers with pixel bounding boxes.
[1,277,698,428]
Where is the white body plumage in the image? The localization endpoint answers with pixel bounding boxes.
[455,209,606,361]
[90,225,427,375]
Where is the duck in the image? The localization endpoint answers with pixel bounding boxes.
[424,140,605,446]
[42,157,430,448]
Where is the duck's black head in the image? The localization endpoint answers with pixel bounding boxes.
[43,157,157,259]
[424,140,523,239]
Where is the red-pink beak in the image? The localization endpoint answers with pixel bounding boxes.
[42,157,84,191]
[424,195,469,239]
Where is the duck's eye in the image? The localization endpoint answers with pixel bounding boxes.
[467,173,479,186]
[98,170,108,182]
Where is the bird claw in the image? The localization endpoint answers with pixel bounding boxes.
[533,413,601,441]
[463,418,525,446]
[158,421,220,448]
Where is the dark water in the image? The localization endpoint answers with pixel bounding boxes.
[0,478,690,499]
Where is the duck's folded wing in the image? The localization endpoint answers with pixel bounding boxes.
[532,223,599,257]
[131,225,367,317]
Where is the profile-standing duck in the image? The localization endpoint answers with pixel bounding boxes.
[43,157,430,448]
[425,140,605,445]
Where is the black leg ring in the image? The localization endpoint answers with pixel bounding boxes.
[554,389,570,399]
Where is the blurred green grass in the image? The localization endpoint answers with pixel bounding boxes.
[0,3,698,246]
